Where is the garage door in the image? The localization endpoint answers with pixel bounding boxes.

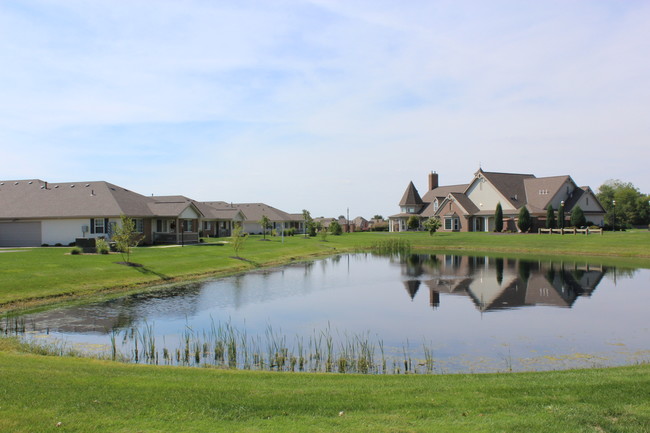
[0,222,42,247]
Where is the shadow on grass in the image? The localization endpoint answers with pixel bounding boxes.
[230,256,261,267]
[115,262,171,280]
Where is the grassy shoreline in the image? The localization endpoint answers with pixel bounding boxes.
[1,337,649,432]
[1,231,649,314]
[1,231,649,432]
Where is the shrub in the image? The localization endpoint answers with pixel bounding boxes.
[494,202,503,232]
[423,217,441,235]
[95,238,110,254]
[41,243,49,247]
[517,207,532,233]
[70,247,82,255]
[406,215,420,231]
[570,205,587,228]
[329,221,343,235]
[55,243,63,247]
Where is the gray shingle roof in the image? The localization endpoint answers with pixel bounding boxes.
[0,180,153,218]
[399,181,423,206]
[478,170,535,208]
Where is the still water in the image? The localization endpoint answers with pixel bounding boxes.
[8,254,650,373]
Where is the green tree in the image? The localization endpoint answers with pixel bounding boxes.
[113,214,142,264]
[546,204,556,229]
[494,202,503,232]
[517,206,531,233]
[259,215,271,239]
[407,215,420,231]
[373,215,383,220]
[570,205,587,228]
[423,217,441,236]
[329,220,343,235]
[598,179,650,228]
[230,224,246,258]
[302,209,313,238]
[557,202,565,229]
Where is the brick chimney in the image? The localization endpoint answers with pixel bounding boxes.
[428,171,439,191]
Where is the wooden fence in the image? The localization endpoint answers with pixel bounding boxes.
[538,228,603,235]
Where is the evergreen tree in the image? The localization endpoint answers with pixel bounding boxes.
[546,204,556,229]
[517,206,532,233]
[570,205,587,228]
[494,202,503,232]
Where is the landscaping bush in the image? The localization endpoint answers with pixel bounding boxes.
[517,207,532,233]
[329,221,343,235]
[70,247,82,255]
[55,243,63,247]
[95,238,110,254]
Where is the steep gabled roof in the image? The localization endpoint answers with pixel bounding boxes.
[475,170,535,208]
[524,175,572,212]
[399,181,423,206]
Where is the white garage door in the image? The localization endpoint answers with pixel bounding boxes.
[0,222,42,247]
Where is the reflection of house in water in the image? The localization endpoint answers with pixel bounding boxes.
[396,254,607,312]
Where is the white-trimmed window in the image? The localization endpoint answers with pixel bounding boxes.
[204,221,212,230]
[94,218,105,234]
[444,217,460,231]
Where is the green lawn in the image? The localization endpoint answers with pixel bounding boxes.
[1,338,649,433]
[1,231,649,432]
[1,230,649,313]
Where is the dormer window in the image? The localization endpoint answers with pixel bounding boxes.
[433,200,439,211]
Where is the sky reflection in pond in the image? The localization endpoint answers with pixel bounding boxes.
[9,253,649,373]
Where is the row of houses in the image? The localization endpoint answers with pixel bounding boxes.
[389,169,606,232]
[313,216,387,232]
[0,179,305,247]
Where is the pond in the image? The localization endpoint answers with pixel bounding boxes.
[5,253,649,374]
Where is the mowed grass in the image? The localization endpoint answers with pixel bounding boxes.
[1,338,649,433]
[1,230,649,312]
[1,232,649,432]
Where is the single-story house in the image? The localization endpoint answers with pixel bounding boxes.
[202,202,305,235]
[389,169,606,232]
[0,179,243,247]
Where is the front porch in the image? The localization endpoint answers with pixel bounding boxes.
[153,217,200,245]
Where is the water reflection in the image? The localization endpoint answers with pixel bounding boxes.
[394,254,606,311]
[4,253,647,374]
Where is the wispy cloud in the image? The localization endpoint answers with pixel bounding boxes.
[1,0,648,217]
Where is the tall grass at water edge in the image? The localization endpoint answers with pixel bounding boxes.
[3,317,437,374]
[368,238,412,256]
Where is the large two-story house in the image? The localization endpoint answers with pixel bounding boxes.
[389,169,605,232]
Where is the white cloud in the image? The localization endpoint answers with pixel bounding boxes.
[0,0,649,217]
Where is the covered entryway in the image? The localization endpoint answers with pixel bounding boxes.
[0,221,42,247]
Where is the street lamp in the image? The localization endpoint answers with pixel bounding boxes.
[559,200,565,230]
[612,200,616,232]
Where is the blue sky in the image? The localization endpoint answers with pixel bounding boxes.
[1,0,648,218]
